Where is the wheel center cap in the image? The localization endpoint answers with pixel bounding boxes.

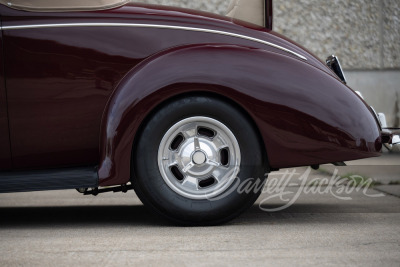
[192,151,206,165]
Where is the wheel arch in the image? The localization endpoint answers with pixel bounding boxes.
[97,43,278,187]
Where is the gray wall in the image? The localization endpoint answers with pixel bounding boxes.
[274,0,399,70]
[135,0,399,69]
[133,0,400,126]
[133,0,229,15]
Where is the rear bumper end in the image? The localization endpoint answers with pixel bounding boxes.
[376,112,399,143]
[381,128,400,144]
[355,90,399,151]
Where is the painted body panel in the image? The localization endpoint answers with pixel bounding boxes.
[0,3,325,170]
[98,45,381,185]
[0,28,12,169]
[0,3,381,188]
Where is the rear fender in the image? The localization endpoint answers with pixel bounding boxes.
[98,44,381,186]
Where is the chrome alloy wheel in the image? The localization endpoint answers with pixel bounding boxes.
[158,116,241,200]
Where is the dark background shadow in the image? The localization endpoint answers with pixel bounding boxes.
[0,205,168,228]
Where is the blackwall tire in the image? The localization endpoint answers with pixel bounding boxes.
[132,96,267,225]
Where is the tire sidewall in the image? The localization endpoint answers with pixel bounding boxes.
[133,96,266,224]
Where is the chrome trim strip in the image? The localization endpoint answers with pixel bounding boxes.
[1,23,307,60]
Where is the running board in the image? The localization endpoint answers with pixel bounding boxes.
[0,166,98,193]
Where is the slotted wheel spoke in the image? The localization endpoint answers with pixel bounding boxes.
[212,133,229,151]
[168,161,178,168]
[212,166,234,183]
[166,150,178,164]
[180,123,197,140]
[182,176,199,191]
[206,159,220,167]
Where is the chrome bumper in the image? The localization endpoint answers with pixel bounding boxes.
[376,111,400,151]
[375,112,399,143]
[357,90,400,150]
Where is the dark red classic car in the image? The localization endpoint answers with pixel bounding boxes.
[0,0,397,225]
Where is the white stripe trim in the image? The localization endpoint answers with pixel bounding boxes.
[1,23,307,60]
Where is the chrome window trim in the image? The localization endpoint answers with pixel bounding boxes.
[0,23,307,60]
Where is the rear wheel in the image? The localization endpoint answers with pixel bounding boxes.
[132,96,267,225]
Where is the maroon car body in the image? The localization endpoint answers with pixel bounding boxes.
[0,1,384,224]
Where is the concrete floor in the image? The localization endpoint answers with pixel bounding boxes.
[1,160,399,266]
